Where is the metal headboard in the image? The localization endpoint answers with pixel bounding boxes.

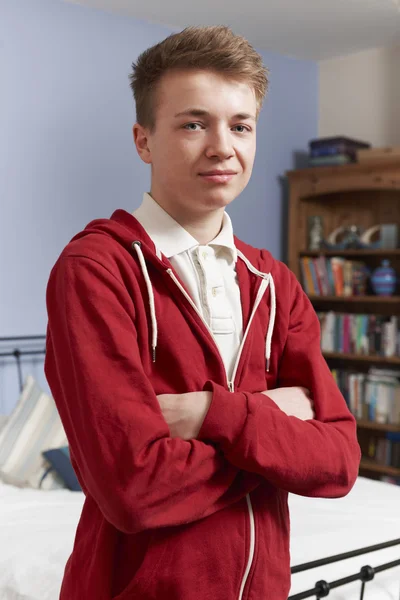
[0,335,46,392]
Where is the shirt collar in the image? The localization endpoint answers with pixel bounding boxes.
[133,193,237,263]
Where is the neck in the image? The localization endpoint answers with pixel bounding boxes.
[150,194,225,245]
[175,211,224,245]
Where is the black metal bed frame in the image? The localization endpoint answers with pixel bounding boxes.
[1,337,399,599]
[0,335,46,392]
[289,538,400,599]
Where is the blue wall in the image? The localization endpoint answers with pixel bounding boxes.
[0,0,318,412]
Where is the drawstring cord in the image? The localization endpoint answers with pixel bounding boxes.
[266,275,276,372]
[236,250,276,372]
[131,241,158,362]
[131,241,276,371]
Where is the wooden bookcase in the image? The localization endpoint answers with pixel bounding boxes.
[286,158,400,481]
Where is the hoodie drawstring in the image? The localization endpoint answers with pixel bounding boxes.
[236,250,276,372]
[132,241,158,362]
[132,241,276,371]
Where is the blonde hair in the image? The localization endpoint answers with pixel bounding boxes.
[129,25,269,130]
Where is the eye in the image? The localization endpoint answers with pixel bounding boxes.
[232,125,251,133]
[183,123,203,131]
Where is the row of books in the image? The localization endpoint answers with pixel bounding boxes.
[365,432,400,469]
[308,136,370,168]
[331,367,400,424]
[319,312,400,357]
[300,256,368,297]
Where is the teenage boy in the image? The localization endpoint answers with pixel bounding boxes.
[45,25,360,600]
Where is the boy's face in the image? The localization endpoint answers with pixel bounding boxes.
[133,69,257,219]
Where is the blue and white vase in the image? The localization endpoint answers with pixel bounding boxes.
[370,260,397,296]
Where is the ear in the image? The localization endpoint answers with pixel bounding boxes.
[133,123,152,164]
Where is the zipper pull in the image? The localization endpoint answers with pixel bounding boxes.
[228,381,234,392]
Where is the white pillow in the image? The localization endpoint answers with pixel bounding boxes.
[0,415,9,434]
[0,376,67,490]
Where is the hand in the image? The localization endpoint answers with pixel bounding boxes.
[156,391,212,440]
[261,387,314,421]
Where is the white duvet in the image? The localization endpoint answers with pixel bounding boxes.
[0,482,83,600]
[289,477,400,599]
[0,477,398,600]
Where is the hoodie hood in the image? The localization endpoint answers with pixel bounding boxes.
[69,208,276,372]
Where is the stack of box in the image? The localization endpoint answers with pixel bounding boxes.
[308,136,371,167]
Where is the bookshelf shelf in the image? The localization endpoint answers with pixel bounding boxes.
[359,458,400,477]
[287,158,400,484]
[309,295,400,304]
[323,352,400,365]
[300,249,400,258]
[357,420,400,432]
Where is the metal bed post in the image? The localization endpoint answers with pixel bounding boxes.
[0,336,46,393]
[13,349,22,393]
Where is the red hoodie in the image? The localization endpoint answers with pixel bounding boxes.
[45,209,360,600]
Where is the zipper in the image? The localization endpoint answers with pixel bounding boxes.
[166,269,270,392]
[229,277,270,394]
[166,268,270,600]
[166,268,231,387]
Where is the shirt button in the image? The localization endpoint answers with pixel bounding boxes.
[212,287,223,297]
[202,251,208,259]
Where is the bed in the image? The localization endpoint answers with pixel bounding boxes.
[0,476,399,600]
[0,338,399,599]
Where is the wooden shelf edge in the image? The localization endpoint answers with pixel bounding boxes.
[357,420,400,432]
[300,249,400,257]
[323,352,400,365]
[286,158,400,179]
[309,295,400,303]
[359,458,400,477]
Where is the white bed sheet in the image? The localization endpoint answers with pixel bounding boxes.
[0,476,398,600]
[0,481,83,600]
[289,476,400,599]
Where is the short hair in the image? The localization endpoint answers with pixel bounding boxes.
[129,25,269,130]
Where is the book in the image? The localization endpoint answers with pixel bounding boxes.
[343,261,353,296]
[326,259,335,295]
[308,154,353,167]
[330,257,345,296]
[303,257,317,295]
[319,312,400,358]
[309,136,370,152]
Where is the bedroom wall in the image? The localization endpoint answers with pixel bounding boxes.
[319,45,400,147]
[0,0,318,412]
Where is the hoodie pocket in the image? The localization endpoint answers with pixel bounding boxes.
[112,529,170,599]
[113,500,249,600]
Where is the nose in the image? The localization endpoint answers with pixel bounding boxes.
[204,127,235,160]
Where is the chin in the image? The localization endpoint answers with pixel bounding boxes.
[201,188,238,209]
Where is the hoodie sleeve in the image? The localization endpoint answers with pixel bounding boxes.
[198,269,361,498]
[45,255,260,534]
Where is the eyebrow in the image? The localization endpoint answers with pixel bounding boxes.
[174,108,256,121]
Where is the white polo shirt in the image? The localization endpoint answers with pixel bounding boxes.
[133,193,243,380]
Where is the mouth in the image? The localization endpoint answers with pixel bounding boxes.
[198,171,237,184]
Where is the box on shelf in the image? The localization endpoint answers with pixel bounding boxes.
[356,147,400,163]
